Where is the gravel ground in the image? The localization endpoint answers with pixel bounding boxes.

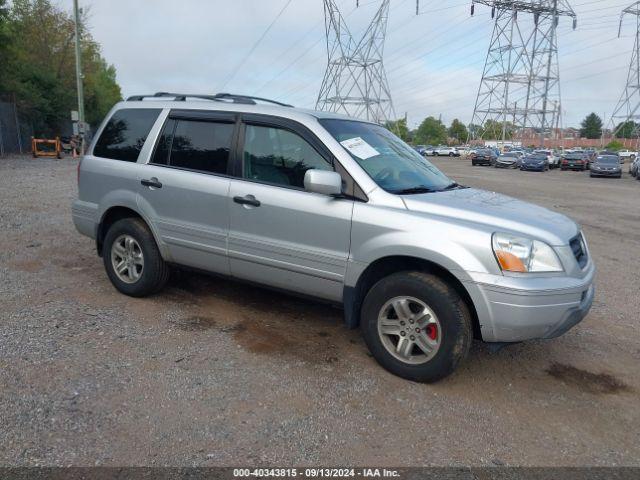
[0,154,638,467]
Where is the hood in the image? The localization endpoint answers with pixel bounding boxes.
[402,188,578,246]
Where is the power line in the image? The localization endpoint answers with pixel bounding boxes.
[218,0,293,91]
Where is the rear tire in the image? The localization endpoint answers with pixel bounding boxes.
[102,218,170,297]
[361,272,472,383]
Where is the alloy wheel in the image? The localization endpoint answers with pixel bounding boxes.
[377,296,442,365]
[110,234,144,284]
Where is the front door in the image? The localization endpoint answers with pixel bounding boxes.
[228,118,353,302]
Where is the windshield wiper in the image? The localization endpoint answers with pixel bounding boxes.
[390,186,435,195]
[441,182,467,191]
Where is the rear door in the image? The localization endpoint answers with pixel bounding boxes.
[137,110,237,274]
[227,115,354,302]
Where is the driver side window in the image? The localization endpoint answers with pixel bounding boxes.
[243,124,332,188]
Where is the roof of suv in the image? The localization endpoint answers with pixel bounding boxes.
[119,92,367,123]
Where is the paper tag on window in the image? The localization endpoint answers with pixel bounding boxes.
[340,137,379,160]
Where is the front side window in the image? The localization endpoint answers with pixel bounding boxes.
[320,119,452,194]
[163,119,234,174]
[93,109,161,162]
[243,125,332,188]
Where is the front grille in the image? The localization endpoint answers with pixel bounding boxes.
[570,234,588,269]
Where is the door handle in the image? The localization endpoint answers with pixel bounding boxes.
[141,178,162,189]
[233,195,261,207]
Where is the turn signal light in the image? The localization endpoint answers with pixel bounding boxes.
[495,251,527,272]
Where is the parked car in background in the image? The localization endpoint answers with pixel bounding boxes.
[471,149,497,166]
[590,154,622,178]
[618,150,637,162]
[424,145,437,156]
[414,145,427,156]
[494,153,519,168]
[521,153,549,172]
[629,156,640,176]
[72,92,595,383]
[435,146,461,157]
[582,150,597,169]
[534,149,559,169]
[560,152,589,171]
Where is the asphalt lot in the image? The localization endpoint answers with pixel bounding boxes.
[1,154,639,467]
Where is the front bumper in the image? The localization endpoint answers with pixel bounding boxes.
[521,164,545,171]
[591,169,621,177]
[473,158,492,165]
[463,261,595,343]
[495,162,516,168]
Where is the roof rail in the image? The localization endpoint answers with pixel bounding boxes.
[126,92,293,107]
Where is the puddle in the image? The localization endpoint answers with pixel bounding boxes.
[546,363,631,395]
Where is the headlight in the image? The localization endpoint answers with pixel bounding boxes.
[492,233,563,273]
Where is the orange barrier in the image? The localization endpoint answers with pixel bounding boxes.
[31,137,62,159]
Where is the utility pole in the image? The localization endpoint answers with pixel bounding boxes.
[470,0,576,145]
[611,1,640,144]
[73,0,86,154]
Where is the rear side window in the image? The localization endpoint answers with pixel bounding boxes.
[93,109,161,162]
[151,118,234,175]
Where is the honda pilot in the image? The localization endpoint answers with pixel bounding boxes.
[72,93,595,382]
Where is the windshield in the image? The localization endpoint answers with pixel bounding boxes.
[596,156,619,164]
[320,119,452,193]
[525,155,546,161]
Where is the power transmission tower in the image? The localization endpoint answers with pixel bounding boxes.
[316,0,395,124]
[611,2,640,146]
[470,1,576,146]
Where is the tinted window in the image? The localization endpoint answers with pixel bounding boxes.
[243,125,331,188]
[169,120,234,174]
[93,109,161,162]
[597,156,619,164]
[151,118,176,165]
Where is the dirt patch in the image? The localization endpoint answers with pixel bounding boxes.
[9,259,44,273]
[231,319,342,366]
[173,316,218,331]
[546,363,632,395]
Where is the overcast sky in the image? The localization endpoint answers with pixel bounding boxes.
[65,0,634,128]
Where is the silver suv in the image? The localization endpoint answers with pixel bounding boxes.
[72,92,595,382]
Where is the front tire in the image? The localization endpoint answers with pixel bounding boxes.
[103,218,170,297]
[361,272,472,383]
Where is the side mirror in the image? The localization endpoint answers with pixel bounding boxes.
[304,169,342,196]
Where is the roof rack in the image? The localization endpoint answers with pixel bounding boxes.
[126,92,293,107]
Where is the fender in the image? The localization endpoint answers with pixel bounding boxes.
[96,191,171,262]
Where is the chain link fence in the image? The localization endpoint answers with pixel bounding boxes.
[0,96,33,156]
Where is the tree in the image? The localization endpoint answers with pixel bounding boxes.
[414,116,447,145]
[0,0,11,91]
[580,113,603,139]
[614,120,639,139]
[480,120,514,140]
[467,123,482,140]
[448,119,468,144]
[0,0,122,135]
[384,118,410,142]
[605,140,624,151]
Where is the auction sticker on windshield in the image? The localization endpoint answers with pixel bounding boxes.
[340,137,379,160]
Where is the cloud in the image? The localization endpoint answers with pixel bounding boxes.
[71,0,631,127]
